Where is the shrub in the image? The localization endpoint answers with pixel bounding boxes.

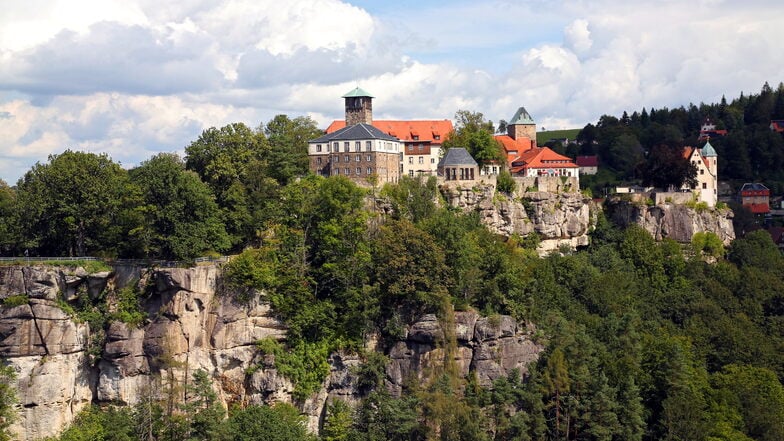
[496,171,516,194]
[256,338,332,401]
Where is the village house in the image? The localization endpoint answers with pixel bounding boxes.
[495,106,580,183]
[576,155,599,175]
[698,117,728,141]
[683,140,718,206]
[739,182,770,214]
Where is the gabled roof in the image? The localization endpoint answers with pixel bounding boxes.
[342,87,374,98]
[683,146,711,168]
[576,155,599,167]
[508,107,535,125]
[310,123,398,143]
[326,120,453,143]
[510,147,578,172]
[438,148,477,167]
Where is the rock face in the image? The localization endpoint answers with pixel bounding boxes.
[0,265,544,440]
[605,199,735,244]
[441,185,593,252]
[387,312,544,394]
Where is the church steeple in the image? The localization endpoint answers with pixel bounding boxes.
[343,87,374,126]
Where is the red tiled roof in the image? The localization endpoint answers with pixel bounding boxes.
[510,147,578,171]
[495,134,536,163]
[576,155,598,167]
[326,120,453,143]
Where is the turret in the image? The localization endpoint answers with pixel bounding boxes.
[343,87,374,126]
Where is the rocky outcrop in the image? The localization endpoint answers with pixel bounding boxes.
[0,265,544,440]
[605,199,735,244]
[387,312,543,394]
[441,185,593,252]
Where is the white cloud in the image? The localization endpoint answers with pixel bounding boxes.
[1,0,784,181]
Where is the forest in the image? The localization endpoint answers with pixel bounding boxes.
[552,82,784,195]
[0,86,783,440]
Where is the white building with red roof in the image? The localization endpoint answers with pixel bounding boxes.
[325,116,452,177]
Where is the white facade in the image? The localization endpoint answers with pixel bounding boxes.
[684,146,718,207]
[402,146,441,177]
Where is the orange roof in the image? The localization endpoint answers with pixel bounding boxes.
[326,120,453,143]
[495,134,536,163]
[510,147,577,171]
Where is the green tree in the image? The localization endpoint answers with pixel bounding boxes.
[640,144,697,189]
[263,115,322,185]
[0,364,16,441]
[322,399,352,441]
[129,153,230,260]
[185,122,268,247]
[496,170,516,194]
[14,150,136,256]
[0,181,16,254]
[442,110,503,166]
[221,403,315,441]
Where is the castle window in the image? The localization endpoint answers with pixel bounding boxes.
[344,155,350,162]
[434,135,440,140]
[345,168,350,175]
[418,156,423,164]
[366,155,372,161]
[316,144,322,152]
[700,169,704,175]
[356,167,362,175]
[413,135,419,141]
[356,155,361,162]
[418,144,423,151]
[702,183,707,189]
[409,170,414,177]
[366,141,372,151]
[344,142,350,152]
[333,142,338,150]
[355,141,361,152]
[408,157,413,164]
[367,167,372,174]
[317,157,322,164]
[431,158,435,164]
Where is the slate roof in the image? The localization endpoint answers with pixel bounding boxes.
[740,183,770,193]
[508,107,535,125]
[438,148,477,167]
[310,123,398,143]
[342,87,374,98]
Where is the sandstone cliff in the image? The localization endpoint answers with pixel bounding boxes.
[0,265,542,440]
[441,184,594,253]
[605,199,735,244]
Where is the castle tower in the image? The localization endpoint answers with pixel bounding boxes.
[343,87,374,126]
[702,139,718,177]
[507,106,536,142]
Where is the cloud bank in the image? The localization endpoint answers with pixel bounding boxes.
[1,0,782,182]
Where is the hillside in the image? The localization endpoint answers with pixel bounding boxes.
[536,128,581,144]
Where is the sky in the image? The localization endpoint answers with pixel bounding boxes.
[1,0,783,183]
